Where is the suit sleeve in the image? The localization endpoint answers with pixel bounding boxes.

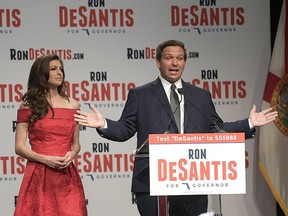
[207,93,255,139]
[97,89,138,142]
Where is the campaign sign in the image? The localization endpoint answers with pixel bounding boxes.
[149,133,246,196]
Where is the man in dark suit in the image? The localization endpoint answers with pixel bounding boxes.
[74,40,277,216]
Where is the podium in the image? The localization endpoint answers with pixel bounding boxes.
[134,132,246,215]
[134,138,149,158]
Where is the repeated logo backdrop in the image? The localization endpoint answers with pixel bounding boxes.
[0,1,276,215]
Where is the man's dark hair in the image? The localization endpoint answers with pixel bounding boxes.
[156,39,187,61]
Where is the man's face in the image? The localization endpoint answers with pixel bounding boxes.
[156,45,186,83]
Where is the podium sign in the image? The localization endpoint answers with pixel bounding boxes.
[149,133,246,196]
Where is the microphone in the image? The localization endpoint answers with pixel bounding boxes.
[165,88,184,133]
[183,90,226,133]
[177,88,184,95]
[135,88,184,156]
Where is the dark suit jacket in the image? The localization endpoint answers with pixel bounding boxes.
[98,77,254,193]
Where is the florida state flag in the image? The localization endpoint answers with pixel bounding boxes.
[259,0,288,214]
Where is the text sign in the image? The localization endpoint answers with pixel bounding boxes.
[149,133,246,196]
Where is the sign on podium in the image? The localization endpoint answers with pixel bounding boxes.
[149,133,246,196]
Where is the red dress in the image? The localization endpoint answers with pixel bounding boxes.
[14,108,87,216]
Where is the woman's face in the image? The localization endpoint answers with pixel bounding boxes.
[47,60,64,88]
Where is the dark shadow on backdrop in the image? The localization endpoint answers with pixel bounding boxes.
[270,0,284,215]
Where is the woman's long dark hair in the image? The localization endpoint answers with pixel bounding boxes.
[22,54,69,125]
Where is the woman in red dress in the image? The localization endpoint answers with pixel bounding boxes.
[14,54,87,216]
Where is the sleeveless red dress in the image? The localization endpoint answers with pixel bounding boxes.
[14,108,87,216]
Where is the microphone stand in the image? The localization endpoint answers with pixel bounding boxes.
[180,89,224,215]
[135,87,184,156]
[185,99,226,133]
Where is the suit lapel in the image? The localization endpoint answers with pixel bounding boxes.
[182,81,191,133]
[151,78,182,133]
[150,78,172,117]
